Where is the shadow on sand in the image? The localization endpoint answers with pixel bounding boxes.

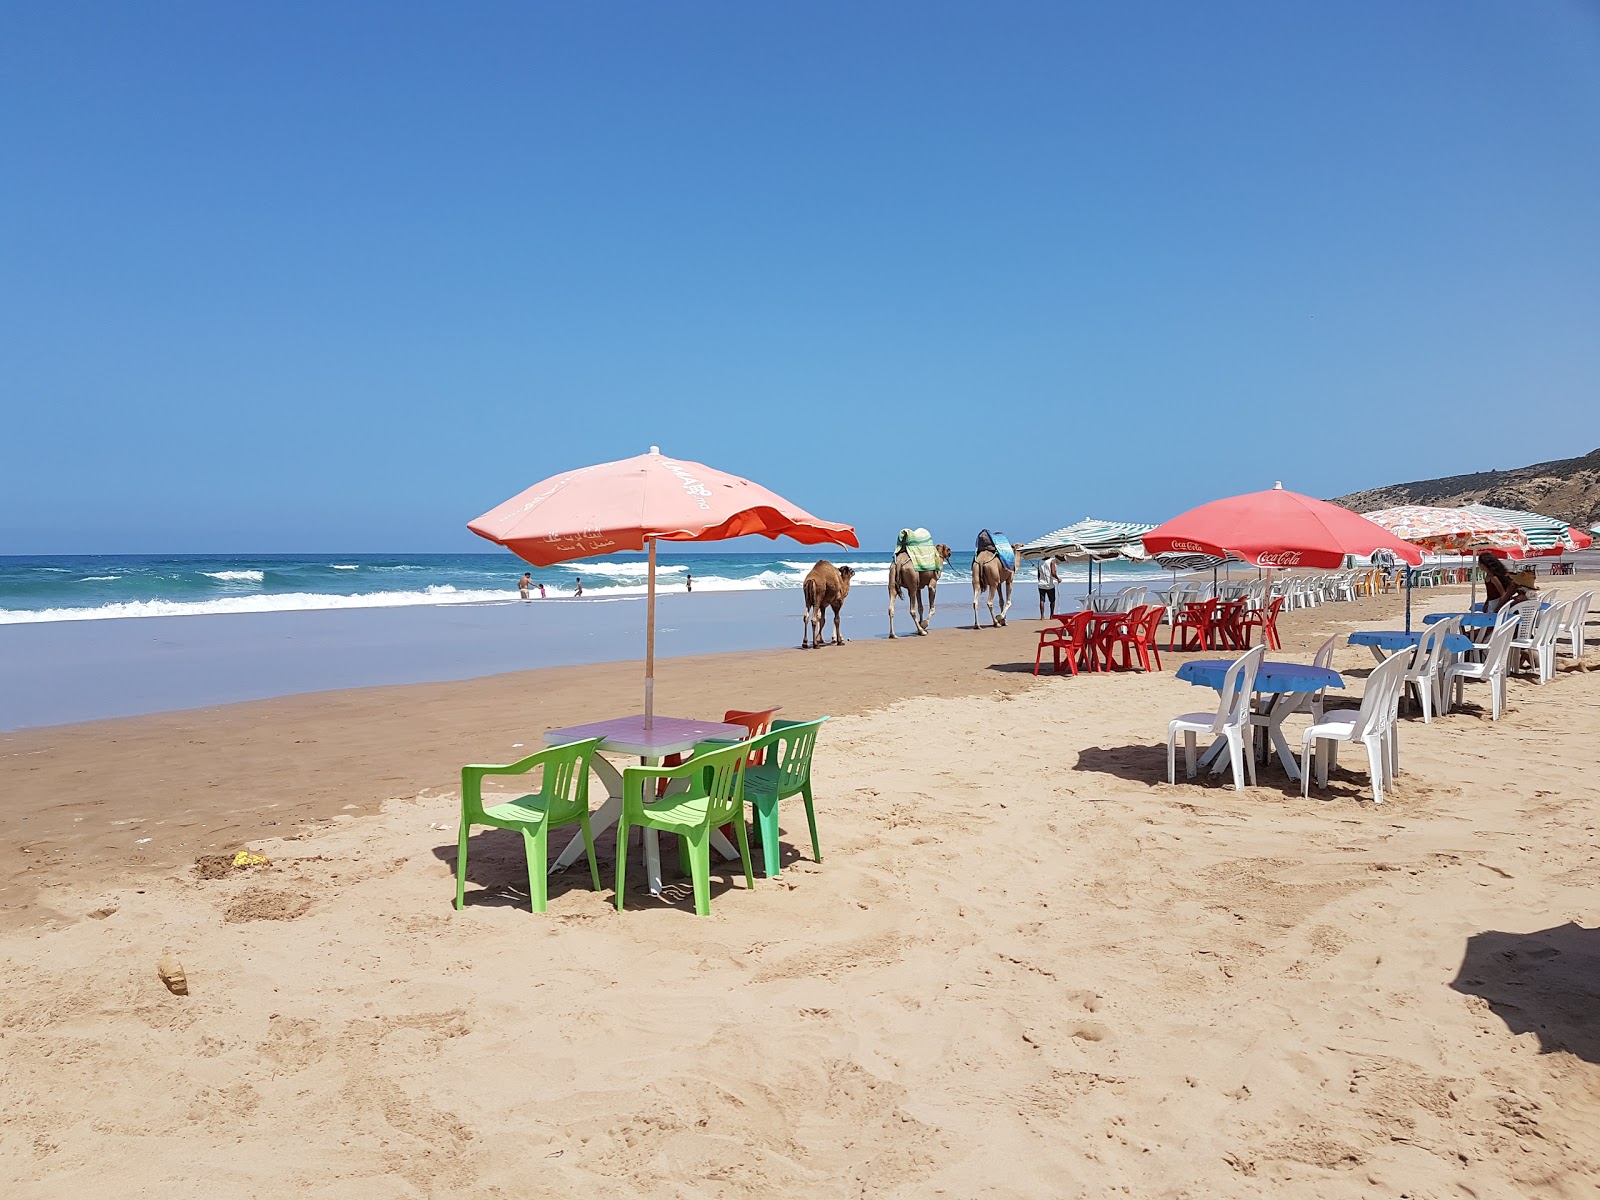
[1450,924,1600,1065]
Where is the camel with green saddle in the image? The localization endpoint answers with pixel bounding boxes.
[888,529,952,637]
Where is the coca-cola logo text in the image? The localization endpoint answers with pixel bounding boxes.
[1255,551,1304,566]
[1170,540,1207,553]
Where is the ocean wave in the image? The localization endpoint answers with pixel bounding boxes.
[78,575,122,582]
[578,561,687,578]
[0,584,515,624]
[202,570,265,583]
[331,564,359,570]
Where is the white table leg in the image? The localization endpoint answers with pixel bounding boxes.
[552,755,624,871]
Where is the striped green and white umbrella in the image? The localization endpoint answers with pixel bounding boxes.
[1017,517,1155,561]
[1458,504,1593,556]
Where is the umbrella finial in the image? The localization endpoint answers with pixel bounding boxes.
[1273,481,1283,490]
[649,445,660,455]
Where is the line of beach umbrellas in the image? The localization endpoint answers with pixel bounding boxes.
[464,448,1591,721]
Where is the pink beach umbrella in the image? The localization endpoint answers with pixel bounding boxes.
[468,447,858,726]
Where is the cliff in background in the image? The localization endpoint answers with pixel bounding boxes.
[1332,448,1600,529]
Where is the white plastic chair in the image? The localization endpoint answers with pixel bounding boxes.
[1114,585,1147,613]
[1167,645,1266,791]
[1556,590,1592,660]
[1513,602,1566,683]
[1401,617,1458,723]
[1441,618,1519,721]
[1300,651,1410,804]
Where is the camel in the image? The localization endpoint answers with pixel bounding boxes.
[972,548,1014,628]
[888,542,952,637]
[801,562,854,648]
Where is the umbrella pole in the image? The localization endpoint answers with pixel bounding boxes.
[1405,566,1413,633]
[645,537,656,729]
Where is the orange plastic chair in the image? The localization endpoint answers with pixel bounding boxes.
[657,708,779,797]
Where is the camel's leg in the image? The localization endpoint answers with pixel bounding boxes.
[924,578,938,630]
[887,580,898,638]
[801,601,812,649]
[972,574,982,630]
[831,602,845,645]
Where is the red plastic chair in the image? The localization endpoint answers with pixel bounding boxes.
[656,707,777,797]
[1239,596,1285,651]
[1034,610,1093,676]
[1212,599,1248,650]
[1100,605,1165,673]
[1168,598,1216,652]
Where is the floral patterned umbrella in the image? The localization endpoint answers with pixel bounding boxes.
[1360,505,1531,555]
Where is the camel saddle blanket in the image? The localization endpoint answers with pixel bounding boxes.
[897,528,941,573]
[976,529,1015,573]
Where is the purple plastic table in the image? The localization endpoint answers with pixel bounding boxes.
[545,714,747,896]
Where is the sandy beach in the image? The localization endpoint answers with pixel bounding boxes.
[2,583,1597,1197]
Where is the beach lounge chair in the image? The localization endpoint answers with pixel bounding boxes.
[455,737,604,913]
[616,739,756,916]
[1299,651,1409,804]
[1167,645,1265,790]
[740,717,828,879]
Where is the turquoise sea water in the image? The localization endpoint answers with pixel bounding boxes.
[0,550,1169,625]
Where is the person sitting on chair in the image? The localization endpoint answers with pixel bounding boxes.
[1479,551,1529,613]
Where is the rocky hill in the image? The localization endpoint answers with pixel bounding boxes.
[1332,448,1600,529]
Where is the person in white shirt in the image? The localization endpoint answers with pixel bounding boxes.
[1037,556,1060,618]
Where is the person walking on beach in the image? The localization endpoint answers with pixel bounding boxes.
[686,572,693,593]
[518,572,532,600]
[1036,556,1059,619]
[573,578,583,598]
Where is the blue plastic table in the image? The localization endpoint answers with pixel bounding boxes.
[1422,611,1495,629]
[1348,629,1474,662]
[1175,659,1343,780]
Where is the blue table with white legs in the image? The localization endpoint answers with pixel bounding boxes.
[1175,659,1343,781]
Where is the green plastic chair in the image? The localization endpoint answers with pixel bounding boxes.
[455,737,603,913]
[616,738,756,916]
[741,716,829,879]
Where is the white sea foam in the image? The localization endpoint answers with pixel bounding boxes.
[78,575,122,582]
[578,561,687,578]
[202,570,265,583]
[331,564,359,570]
[0,585,514,624]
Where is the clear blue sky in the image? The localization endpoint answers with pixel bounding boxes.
[4,1,1597,554]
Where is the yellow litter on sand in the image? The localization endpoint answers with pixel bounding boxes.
[232,850,270,868]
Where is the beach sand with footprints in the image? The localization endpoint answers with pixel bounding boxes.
[1,583,1597,1196]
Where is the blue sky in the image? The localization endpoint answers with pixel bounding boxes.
[4,1,1597,554]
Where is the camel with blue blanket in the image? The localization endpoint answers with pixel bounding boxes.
[971,529,1015,628]
[888,528,952,637]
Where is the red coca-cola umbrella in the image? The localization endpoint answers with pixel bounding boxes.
[1144,482,1424,570]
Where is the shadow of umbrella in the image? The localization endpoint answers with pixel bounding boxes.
[1449,923,1600,1064]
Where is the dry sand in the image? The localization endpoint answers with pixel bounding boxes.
[2,584,1598,1197]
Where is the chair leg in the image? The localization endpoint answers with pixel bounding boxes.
[524,827,549,913]
[1316,738,1330,787]
[1167,730,1178,785]
[755,794,782,878]
[1246,726,1257,787]
[732,811,755,891]
[455,821,471,910]
[614,816,630,911]
[1300,738,1313,797]
[580,812,601,891]
[1226,730,1246,791]
[1365,738,1384,804]
[685,828,712,916]
[802,782,822,863]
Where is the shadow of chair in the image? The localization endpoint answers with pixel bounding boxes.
[1449,923,1600,1064]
